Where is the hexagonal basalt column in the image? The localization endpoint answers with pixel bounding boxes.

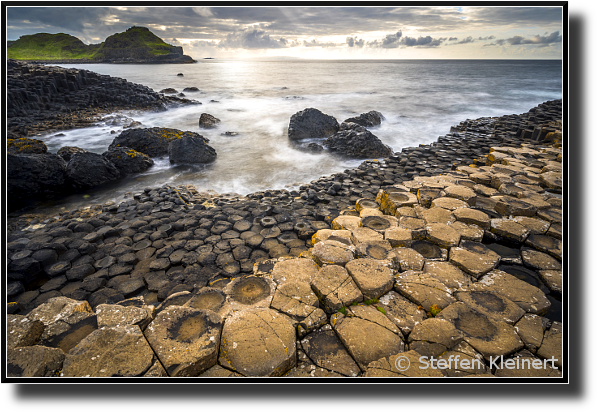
[144,306,222,376]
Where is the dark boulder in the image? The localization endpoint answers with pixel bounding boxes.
[307,143,324,153]
[57,146,87,162]
[169,135,217,164]
[288,108,339,140]
[324,122,394,159]
[160,88,178,94]
[343,111,384,128]
[7,153,67,203]
[199,113,221,129]
[102,147,155,174]
[7,138,48,155]
[183,87,200,92]
[66,152,120,190]
[109,127,200,157]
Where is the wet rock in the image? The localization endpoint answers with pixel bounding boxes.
[288,108,339,140]
[199,113,221,129]
[219,308,296,376]
[169,133,217,164]
[343,111,384,127]
[144,306,222,376]
[110,127,204,157]
[66,152,120,190]
[61,325,157,377]
[102,147,154,174]
[7,153,67,205]
[324,122,393,159]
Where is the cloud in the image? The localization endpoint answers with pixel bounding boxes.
[457,36,474,44]
[402,35,443,47]
[219,28,288,49]
[448,37,458,41]
[302,39,339,48]
[485,31,561,47]
[507,30,561,45]
[192,7,213,18]
[346,36,364,47]
[368,31,444,48]
[478,35,495,40]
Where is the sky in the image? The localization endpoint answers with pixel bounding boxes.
[6,5,564,59]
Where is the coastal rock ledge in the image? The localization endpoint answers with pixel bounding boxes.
[6,99,563,378]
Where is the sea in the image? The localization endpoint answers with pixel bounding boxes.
[29,59,562,215]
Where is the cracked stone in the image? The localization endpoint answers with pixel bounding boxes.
[408,318,464,358]
[394,271,455,311]
[345,258,394,300]
[449,241,500,278]
[300,325,361,377]
[311,265,363,313]
[377,290,426,335]
[218,308,296,376]
[332,308,404,371]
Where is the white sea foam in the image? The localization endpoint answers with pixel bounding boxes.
[30,59,561,215]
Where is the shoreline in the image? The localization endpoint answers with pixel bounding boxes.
[5,62,563,378]
[6,112,564,376]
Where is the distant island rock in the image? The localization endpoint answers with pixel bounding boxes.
[7,26,196,64]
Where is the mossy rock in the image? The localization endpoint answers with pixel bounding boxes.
[7,138,47,155]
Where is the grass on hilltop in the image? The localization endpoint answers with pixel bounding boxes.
[7,26,176,61]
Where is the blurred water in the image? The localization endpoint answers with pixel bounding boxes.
[32,59,561,214]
